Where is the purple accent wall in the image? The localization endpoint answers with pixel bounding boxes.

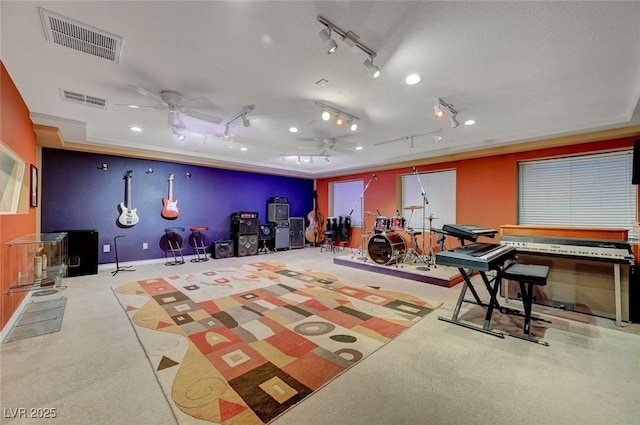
[41,149,313,264]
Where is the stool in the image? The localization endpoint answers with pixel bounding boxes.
[189,226,209,262]
[162,227,186,266]
[502,263,550,345]
[320,230,337,253]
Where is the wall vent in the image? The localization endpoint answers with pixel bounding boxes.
[60,89,108,109]
[39,8,123,63]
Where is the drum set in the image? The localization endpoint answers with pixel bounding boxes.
[363,205,439,268]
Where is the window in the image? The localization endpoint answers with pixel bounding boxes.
[329,179,364,227]
[518,150,637,240]
[401,170,456,230]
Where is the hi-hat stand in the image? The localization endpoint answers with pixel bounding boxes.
[112,235,135,276]
[350,173,377,261]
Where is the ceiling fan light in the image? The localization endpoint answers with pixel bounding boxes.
[363,58,380,78]
[321,110,331,121]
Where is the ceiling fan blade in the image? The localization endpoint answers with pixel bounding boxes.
[297,146,318,150]
[183,110,223,124]
[128,85,168,107]
[179,96,213,110]
[334,147,354,154]
[114,103,164,110]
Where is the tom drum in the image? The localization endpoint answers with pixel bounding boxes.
[368,233,406,265]
[374,216,391,233]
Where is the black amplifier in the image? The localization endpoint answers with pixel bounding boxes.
[269,196,288,204]
[232,211,259,219]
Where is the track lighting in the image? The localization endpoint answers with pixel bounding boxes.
[319,28,338,54]
[97,163,108,171]
[297,155,301,165]
[325,156,331,164]
[314,101,360,131]
[171,125,186,141]
[222,104,255,137]
[223,124,231,139]
[449,115,460,129]
[362,57,381,79]
[318,16,381,78]
[241,114,250,127]
[146,168,154,174]
[434,102,446,119]
[434,98,461,129]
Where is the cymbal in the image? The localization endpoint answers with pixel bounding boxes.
[403,205,423,210]
[364,210,377,215]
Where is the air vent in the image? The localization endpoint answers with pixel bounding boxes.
[60,89,107,109]
[39,8,123,63]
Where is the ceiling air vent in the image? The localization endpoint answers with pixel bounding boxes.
[39,8,123,63]
[60,89,108,109]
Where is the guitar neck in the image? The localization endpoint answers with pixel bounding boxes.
[126,176,132,208]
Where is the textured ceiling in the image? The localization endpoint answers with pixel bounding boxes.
[2,1,640,177]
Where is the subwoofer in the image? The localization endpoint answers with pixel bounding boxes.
[213,240,234,259]
[234,234,258,257]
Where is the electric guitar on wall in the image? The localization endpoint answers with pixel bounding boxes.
[161,173,179,219]
[118,170,139,226]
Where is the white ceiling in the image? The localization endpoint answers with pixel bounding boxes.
[2,1,640,178]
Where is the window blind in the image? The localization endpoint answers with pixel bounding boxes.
[330,179,364,227]
[401,170,456,230]
[518,150,637,241]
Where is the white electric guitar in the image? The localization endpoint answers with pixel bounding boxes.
[118,170,139,226]
[161,173,179,219]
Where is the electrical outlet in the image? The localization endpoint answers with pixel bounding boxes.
[143,242,148,250]
[103,244,110,253]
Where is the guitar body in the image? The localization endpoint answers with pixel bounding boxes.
[118,202,139,226]
[161,196,179,219]
[161,173,179,219]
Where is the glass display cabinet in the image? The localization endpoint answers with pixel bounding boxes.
[3,232,68,294]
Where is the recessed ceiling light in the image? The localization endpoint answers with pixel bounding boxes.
[464,119,476,126]
[127,105,140,108]
[240,147,248,151]
[405,73,423,85]
[356,146,364,151]
[130,126,142,132]
[289,127,299,133]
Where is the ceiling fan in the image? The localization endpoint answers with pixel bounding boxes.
[298,137,356,156]
[121,85,223,132]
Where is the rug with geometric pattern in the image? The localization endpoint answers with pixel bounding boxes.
[113,261,441,425]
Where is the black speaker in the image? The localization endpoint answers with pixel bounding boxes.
[259,223,275,240]
[213,240,234,259]
[234,234,258,257]
[289,217,305,249]
[632,140,640,185]
[232,216,259,235]
[53,229,98,277]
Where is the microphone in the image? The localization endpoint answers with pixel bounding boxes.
[373,173,377,180]
[376,209,381,216]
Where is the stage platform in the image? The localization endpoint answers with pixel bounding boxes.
[333,254,464,288]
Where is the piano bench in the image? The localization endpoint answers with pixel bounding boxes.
[502,263,550,345]
[503,263,549,286]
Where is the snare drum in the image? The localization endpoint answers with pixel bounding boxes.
[374,216,391,232]
[368,233,406,265]
[390,216,406,231]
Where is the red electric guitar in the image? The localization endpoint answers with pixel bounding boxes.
[161,173,179,219]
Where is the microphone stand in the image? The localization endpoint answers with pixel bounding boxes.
[112,235,135,276]
[351,173,377,261]
[413,168,431,271]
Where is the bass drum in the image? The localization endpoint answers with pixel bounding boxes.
[368,233,406,265]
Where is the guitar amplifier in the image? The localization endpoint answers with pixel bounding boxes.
[212,240,234,259]
[231,212,259,235]
[269,196,289,204]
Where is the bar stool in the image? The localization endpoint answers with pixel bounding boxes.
[320,230,337,253]
[502,263,550,345]
[189,226,209,262]
[162,227,186,266]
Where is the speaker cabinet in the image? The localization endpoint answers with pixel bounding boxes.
[234,234,258,257]
[268,203,289,221]
[632,139,640,185]
[53,229,98,277]
[289,217,305,249]
[231,212,259,235]
[272,222,290,250]
[213,240,234,259]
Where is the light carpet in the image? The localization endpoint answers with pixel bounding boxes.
[113,261,441,425]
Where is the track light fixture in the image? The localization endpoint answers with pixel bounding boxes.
[325,156,331,164]
[318,16,381,78]
[319,27,338,54]
[97,163,108,171]
[171,125,186,141]
[314,101,360,131]
[434,98,461,128]
[222,104,255,136]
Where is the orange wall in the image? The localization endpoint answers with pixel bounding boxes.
[0,61,38,330]
[317,137,637,253]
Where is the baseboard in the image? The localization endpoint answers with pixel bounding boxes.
[98,254,202,271]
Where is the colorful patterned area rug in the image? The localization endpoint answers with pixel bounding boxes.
[113,261,441,425]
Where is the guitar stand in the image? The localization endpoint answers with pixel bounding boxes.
[112,235,135,276]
